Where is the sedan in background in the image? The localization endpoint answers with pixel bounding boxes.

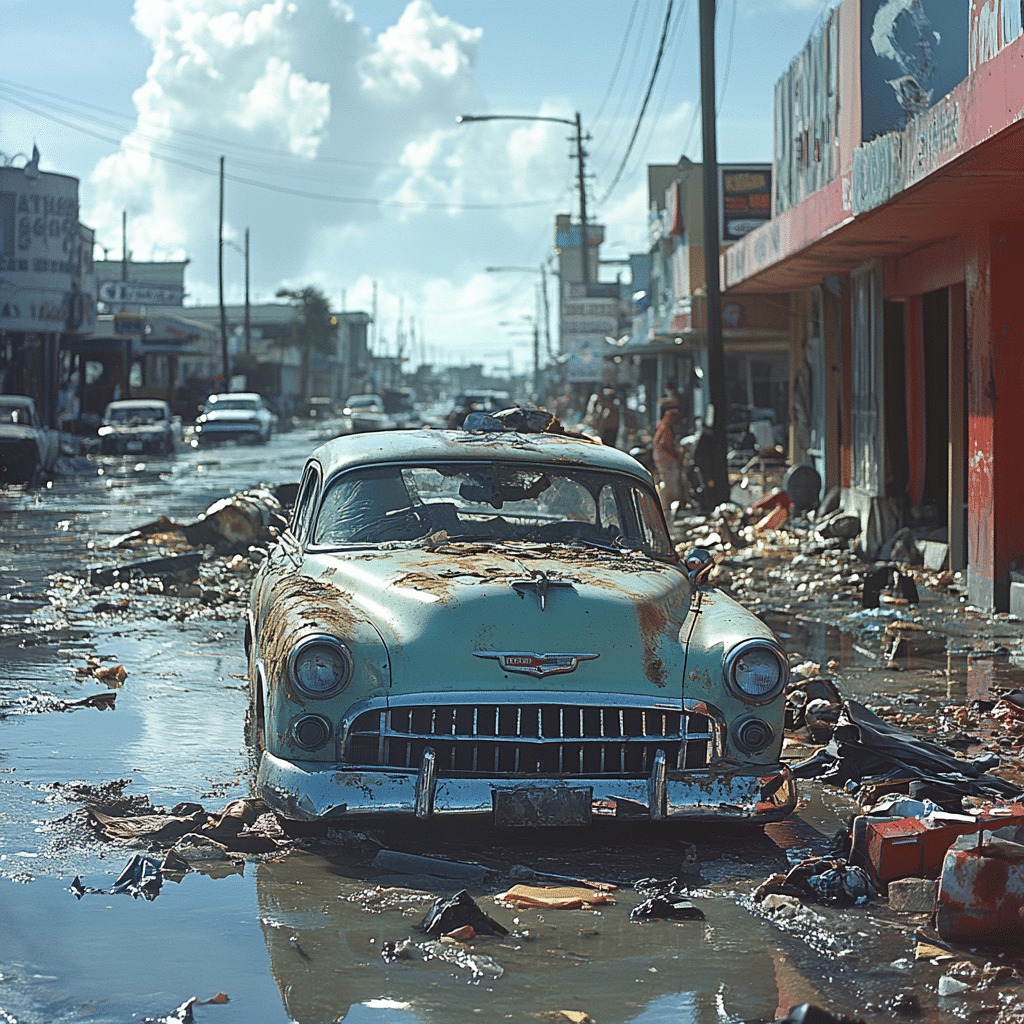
[98,399,181,455]
[194,392,276,446]
[0,395,59,484]
[341,394,396,433]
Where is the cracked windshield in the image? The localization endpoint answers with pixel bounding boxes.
[4,2,1024,1023]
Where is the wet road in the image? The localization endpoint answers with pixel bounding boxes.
[0,428,1018,1024]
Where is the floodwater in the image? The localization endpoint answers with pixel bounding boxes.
[1,428,1022,1024]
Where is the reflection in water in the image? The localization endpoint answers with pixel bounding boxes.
[256,853,785,1024]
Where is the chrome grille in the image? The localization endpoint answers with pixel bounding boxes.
[344,703,714,775]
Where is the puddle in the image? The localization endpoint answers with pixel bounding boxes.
[3,429,1022,1024]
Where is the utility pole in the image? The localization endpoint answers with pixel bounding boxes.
[699,0,729,510]
[218,156,230,390]
[243,227,251,356]
[575,112,589,288]
[121,211,127,282]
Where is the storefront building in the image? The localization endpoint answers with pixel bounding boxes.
[0,156,96,426]
[723,0,1024,612]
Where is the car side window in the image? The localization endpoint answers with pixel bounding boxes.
[291,467,322,544]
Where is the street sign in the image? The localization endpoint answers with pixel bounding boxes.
[98,281,184,306]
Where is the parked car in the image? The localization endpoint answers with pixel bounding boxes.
[341,394,396,433]
[193,392,276,445]
[0,395,59,484]
[246,423,796,827]
[98,399,181,455]
[445,389,512,428]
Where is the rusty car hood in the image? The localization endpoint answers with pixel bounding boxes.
[305,545,694,698]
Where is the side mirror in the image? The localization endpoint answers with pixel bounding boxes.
[682,547,715,585]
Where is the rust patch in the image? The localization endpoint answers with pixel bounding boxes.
[259,573,364,702]
[637,602,668,689]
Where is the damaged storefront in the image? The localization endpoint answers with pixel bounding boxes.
[723,0,1024,612]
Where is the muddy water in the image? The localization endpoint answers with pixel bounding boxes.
[0,432,1015,1023]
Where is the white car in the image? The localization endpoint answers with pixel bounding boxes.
[0,395,59,484]
[342,394,396,433]
[194,392,276,445]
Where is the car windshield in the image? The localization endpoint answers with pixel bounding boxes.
[312,461,673,556]
[208,398,257,411]
[107,405,166,423]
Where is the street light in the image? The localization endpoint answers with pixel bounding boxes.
[457,112,591,286]
[486,264,553,366]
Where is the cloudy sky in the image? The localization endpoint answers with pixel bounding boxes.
[2,0,833,371]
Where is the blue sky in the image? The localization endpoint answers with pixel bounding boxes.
[1,0,834,370]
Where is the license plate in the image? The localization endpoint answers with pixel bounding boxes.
[126,441,143,452]
[493,786,592,827]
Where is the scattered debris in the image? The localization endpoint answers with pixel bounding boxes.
[419,890,508,938]
[372,848,491,885]
[493,884,614,910]
[791,700,1024,802]
[630,877,706,921]
[753,857,874,906]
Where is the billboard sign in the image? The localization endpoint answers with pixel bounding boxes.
[99,281,184,306]
[861,0,968,142]
[720,165,772,244]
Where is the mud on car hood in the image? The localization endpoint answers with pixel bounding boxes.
[304,545,696,699]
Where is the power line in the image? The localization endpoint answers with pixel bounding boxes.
[591,0,642,124]
[599,0,675,203]
[0,92,563,211]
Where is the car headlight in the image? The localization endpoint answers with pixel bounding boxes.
[287,636,352,699]
[98,426,113,436]
[724,640,788,703]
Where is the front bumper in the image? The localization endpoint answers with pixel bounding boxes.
[256,749,797,824]
[196,424,262,442]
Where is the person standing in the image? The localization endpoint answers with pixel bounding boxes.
[586,387,621,448]
[653,406,684,517]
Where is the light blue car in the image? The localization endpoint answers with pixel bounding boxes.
[246,423,796,827]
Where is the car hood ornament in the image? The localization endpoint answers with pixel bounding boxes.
[508,570,573,611]
[473,650,599,678]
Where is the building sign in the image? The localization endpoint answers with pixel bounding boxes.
[970,0,1023,72]
[720,165,772,244]
[99,281,185,306]
[0,165,95,334]
[860,0,968,142]
[561,296,617,385]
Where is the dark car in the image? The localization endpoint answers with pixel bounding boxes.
[98,400,180,455]
[445,390,512,429]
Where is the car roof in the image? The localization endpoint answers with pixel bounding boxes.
[106,399,168,409]
[309,428,654,485]
[208,392,260,400]
[0,395,34,408]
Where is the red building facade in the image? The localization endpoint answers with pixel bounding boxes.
[723,0,1024,612]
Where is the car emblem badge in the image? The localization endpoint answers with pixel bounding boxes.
[473,650,599,678]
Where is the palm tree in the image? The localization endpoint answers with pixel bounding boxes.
[275,286,339,407]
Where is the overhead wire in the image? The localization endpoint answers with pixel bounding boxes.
[591,0,642,125]
[598,0,675,204]
[0,90,563,211]
[618,0,690,190]
[680,0,737,160]
[591,0,655,175]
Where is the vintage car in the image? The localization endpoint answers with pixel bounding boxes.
[193,392,276,445]
[246,424,796,827]
[98,399,181,455]
[0,395,59,484]
[341,394,396,433]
